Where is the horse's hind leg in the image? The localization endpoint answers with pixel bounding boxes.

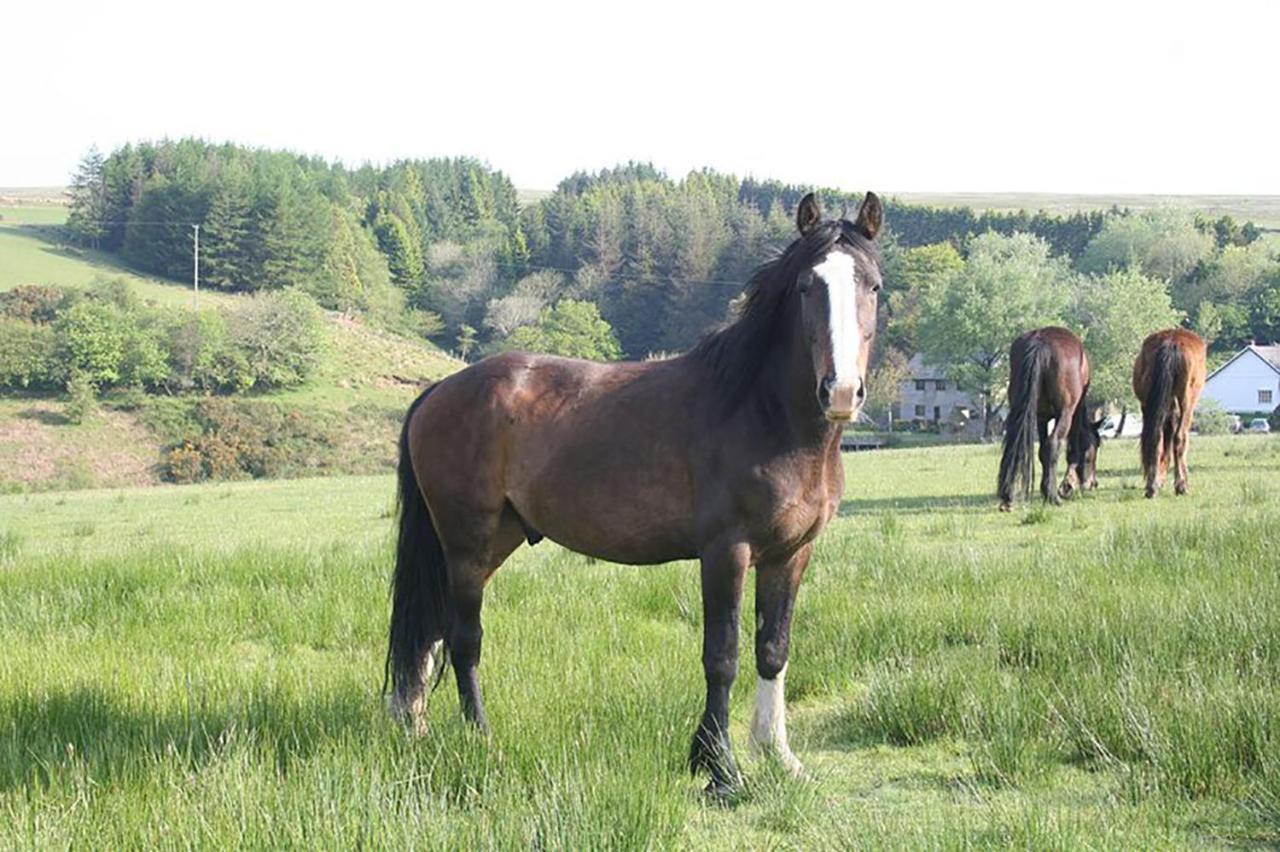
[1157,413,1177,493]
[441,505,525,731]
[1173,409,1194,496]
[1038,416,1065,506]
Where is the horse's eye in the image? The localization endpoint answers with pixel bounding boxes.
[798,278,812,295]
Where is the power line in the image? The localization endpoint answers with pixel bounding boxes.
[55,219,766,290]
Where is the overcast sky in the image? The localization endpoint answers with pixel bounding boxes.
[5,0,1276,194]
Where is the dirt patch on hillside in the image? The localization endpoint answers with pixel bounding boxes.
[0,401,159,491]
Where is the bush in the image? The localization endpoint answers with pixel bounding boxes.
[0,284,65,323]
[55,299,126,386]
[163,442,205,484]
[161,398,339,483]
[226,290,323,389]
[0,317,61,389]
[64,372,99,424]
[1194,399,1234,435]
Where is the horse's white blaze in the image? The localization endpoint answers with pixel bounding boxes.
[749,664,803,775]
[813,251,860,389]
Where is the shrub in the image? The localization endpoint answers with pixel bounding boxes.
[162,398,339,483]
[0,284,66,323]
[162,442,205,484]
[0,317,61,389]
[64,372,99,424]
[55,299,126,386]
[120,315,170,389]
[1194,399,1234,436]
[225,289,323,389]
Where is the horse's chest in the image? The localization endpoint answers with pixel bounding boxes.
[738,457,841,554]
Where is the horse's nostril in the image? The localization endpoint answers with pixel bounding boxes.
[856,383,867,403]
[818,375,835,407]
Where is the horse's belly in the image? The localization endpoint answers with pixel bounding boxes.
[507,442,697,565]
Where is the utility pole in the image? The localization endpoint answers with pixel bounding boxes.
[192,223,200,310]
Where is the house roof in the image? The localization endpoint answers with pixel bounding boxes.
[1207,344,1280,381]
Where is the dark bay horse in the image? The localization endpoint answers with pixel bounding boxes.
[387,193,885,794]
[998,327,1099,510]
[1133,328,1206,497]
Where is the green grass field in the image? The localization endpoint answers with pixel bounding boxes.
[0,205,234,309]
[2,436,1277,848]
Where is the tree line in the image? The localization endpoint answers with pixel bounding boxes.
[60,141,1276,411]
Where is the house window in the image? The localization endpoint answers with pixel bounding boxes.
[936,380,947,391]
[915,380,926,391]
[914,404,926,417]
[1261,389,1274,405]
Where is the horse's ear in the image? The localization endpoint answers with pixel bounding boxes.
[854,191,884,240]
[796,193,822,236]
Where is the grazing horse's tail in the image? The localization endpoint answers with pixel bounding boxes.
[385,384,450,698]
[1141,341,1179,477]
[998,336,1048,505]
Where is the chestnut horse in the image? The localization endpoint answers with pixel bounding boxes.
[1133,328,1206,497]
[998,327,1099,510]
[386,193,884,794]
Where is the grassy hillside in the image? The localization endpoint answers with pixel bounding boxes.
[0,436,1276,846]
[889,191,1280,231]
[0,202,460,492]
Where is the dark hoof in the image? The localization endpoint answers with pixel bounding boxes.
[999,501,1013,513]
[689,726,740,794]
[1175,483,1188,496]
[702,778,741,804]
[1144,486,1157,499]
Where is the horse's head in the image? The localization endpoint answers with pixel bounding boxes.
[793,192,884,422]
[1069,413,1104,491]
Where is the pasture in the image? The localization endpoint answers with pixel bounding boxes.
[2,436,1277,847]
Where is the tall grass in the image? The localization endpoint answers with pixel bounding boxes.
[1,436,1277,846]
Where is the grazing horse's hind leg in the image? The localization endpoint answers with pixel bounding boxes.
[1173,407,1194,496]
[440,505,526,732]
[750,544,811,776]
[689,538,750,796]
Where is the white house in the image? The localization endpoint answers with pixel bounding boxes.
[1202,344,1280,416]
[898,354,985,433]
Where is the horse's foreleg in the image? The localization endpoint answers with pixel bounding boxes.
[689,539,750,796]
[1057,415,1081,500]
[750,544,810,776]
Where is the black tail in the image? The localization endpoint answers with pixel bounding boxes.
[1141,342,1179,477]
[998,337,1048,504]
[384,384,450,697]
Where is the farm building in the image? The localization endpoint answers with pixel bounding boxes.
[1201,344,1280,418]
[897,354,986,435]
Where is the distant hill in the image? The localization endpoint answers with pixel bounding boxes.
[0,200,461,492]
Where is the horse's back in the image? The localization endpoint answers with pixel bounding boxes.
[409,350,701,564]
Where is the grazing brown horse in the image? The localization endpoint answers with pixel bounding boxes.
[386,193,885,794]
[998,327,1099,510]
[1133,328,1207,497]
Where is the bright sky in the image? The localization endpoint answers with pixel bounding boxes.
[5,0,1276,194]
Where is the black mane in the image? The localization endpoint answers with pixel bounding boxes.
[689,219,880,412]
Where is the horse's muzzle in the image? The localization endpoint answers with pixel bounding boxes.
[819,375,864,421]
